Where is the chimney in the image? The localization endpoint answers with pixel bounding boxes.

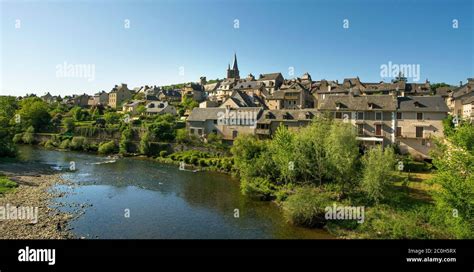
[460,81,463,87]
[328,85,331,92]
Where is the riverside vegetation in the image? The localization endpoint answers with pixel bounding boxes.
[0,95,472,239]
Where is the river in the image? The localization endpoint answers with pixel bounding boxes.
[0,145,332,239]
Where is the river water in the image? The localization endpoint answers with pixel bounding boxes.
[0,145,331,239]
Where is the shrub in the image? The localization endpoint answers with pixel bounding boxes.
[361,146,396,204]
[59,139,70,149]
[69,136,87,151]
[240,177,276,200]
[98,141,116,155]
[139,132,151,156]
[354,205,448,239]
[0,176,18,194]
[176,128,188,143]
[12,133,23,144]
[44,140,56,149]
[63,117,75,133]
[22,126,35,144]
[283,188,335,228]
[159,150,168,157]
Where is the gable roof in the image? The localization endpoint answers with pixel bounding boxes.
[398,96,449,112]
[318,95,397,111]
[258,73,283,81]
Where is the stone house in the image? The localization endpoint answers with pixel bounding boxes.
[109,83,132,109]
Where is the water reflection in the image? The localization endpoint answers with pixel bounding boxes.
[1,146,332,239]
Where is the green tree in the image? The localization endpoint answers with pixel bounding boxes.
[270,125,296,184]
[63,117,75,133]
[176,128,188,143]
[150,119,175,142]
[0,96,18,157]
[325,122,360,197]
[139,131,151,155]
[22,126,35,144]
[294,117,332,185]
[136,105,147,116]
[360,146,396,204]
[442,115,456,138]
[181,96,199,110]
[17,97,51,132]
[231,134,267,180]
[431,135,474,238]
[0,96,18,119]
[104,112,121,125]
[450,123,474,152]
[0,117,16,157]
[119,127,133,154]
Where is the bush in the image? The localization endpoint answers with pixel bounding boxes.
[403,157,431,172]
[176,128,188,143]
[354,205,448,239]
[241,177,276,200]
[98,141,116,155]
[44,140,56,149]
[283,188,335,228]
[361,146,396,204]
[159,150,168,157]
[0,176,18,194]
[22,126,35,144]
[12,133,23,144]
[63,117,75,133]
[139,132,151,156]
[69,136,87,151]
[59,139,71,149]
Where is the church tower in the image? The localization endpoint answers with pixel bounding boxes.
[226,53,240,80]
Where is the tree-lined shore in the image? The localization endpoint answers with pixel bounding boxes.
[0,95,472,239]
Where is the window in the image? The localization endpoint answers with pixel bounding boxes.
[197,129,203,135]
[396,112,402,120]
[375,124,382,136]
[375,112,382,121]
[396,127,402,137]
[232,130,238,139]
[335,112,342,119]
[357,124,364,136]
[190,128,195,134]
[417,112,423,120]
[416,127,424,138]
[213,120,217,125]
[356,112,364,120]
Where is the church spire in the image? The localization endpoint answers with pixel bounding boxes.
[232,53,238,71]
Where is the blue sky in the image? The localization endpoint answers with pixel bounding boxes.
[1,0,473,96]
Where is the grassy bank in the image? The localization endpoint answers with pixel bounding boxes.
[155,150,233,172]
[0,174,18,195]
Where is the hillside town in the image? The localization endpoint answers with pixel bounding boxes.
[29,54,474,160]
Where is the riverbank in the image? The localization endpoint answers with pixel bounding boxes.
[0,172,75,239]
